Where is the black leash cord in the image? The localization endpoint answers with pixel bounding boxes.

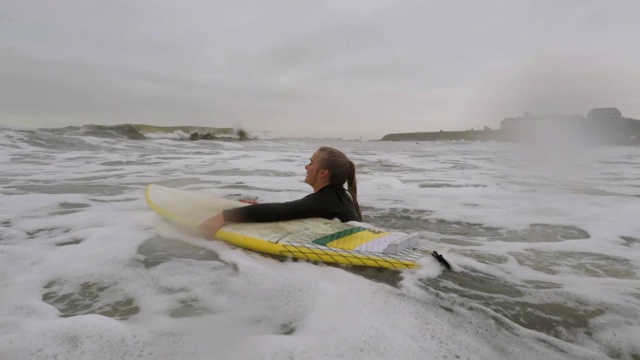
[431,251,452,270]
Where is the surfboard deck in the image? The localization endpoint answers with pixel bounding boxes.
[145,184,446,269]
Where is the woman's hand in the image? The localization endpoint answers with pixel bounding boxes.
[199,213,226,239]
[239,199,258,205]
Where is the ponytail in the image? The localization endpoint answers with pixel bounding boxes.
[347,160,362,221]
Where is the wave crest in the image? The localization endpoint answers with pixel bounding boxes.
[40,124,256,140]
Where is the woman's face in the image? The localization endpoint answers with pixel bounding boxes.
[304,151,323,187]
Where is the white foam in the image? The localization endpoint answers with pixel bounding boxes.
[0,133,637,359]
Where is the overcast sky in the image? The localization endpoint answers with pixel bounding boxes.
[2,0,639,139]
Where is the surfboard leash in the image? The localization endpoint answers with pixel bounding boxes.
[431,251,452,270]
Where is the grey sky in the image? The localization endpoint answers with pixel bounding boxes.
[1,0,639,139]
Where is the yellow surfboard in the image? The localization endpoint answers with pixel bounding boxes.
[145,184,447,269]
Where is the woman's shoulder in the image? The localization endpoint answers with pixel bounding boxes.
[313,185,351,201]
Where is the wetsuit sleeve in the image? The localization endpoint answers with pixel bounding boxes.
[222,194,326,223]
[221,186,360,223]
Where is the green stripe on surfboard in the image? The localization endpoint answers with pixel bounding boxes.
[312,227,370,246]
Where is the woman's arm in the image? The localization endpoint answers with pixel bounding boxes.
[199,213,226,239]
[222,195,323,223]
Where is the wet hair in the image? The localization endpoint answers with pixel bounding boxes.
[316,147,362,221]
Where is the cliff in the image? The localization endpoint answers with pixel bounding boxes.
[380,108,640,145]
[381,129,504,142]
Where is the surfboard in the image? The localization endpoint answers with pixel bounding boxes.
[145,184,448,269]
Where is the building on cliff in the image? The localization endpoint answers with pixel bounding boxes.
[500,108,640,145]
[587,107,622,120]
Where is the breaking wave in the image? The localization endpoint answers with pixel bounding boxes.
[37,124,271,140]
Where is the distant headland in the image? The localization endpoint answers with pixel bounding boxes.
[380,108,640,145]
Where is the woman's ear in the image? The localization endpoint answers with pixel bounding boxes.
[319,168,329,180]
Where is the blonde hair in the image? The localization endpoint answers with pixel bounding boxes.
[316,147,362,221]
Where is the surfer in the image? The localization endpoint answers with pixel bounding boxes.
[200,147,362,239]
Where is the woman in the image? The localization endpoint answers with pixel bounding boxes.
[200,146,362,239]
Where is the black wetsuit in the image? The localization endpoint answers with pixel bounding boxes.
[222,185,360,223]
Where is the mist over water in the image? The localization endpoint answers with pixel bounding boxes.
[1,126,639,359]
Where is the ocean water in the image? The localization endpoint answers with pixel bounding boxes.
[1,125,639,359]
